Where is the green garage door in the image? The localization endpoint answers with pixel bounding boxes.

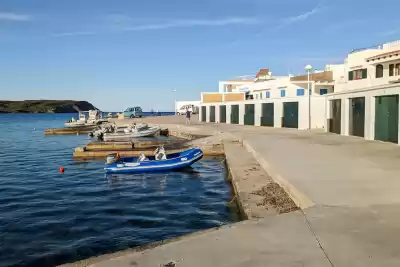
[201,106,206,122]
[282,102,299,128]
[375,95,399,143]
[219,105,226,123]
[210,106,216,123]
[329,99,341,134]
[350,97,365,137]
[231,105,239,124]
[244,104,255,125]
[261,103,274,127]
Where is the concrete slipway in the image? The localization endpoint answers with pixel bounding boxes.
[61,115,400,267]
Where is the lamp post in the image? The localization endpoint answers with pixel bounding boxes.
[172,89,177,115]
[305,64,313,130]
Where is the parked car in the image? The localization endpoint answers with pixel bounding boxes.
[176,105,199,115]
[123,106,144,118]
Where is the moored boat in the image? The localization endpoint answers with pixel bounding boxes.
[104,146,203,173]
[102,125,160,142]
[65,110,108,128]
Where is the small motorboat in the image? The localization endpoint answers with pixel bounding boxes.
[65,110,108,128]
[104,146,203,174]
[102,125,160,142]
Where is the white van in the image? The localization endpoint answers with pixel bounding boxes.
[177,104,199,115]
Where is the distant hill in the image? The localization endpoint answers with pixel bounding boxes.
[0,100,97,113]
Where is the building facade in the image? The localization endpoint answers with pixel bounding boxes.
[200,68,332,130]
[199,40,400,145]
[326,40,400,144]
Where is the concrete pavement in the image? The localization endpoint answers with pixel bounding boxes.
[62,213,332,267]
[62,119,400,266]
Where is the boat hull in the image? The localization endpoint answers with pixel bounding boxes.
[104,148,203,173]
[103,126,160,141]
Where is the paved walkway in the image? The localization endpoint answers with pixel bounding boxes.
[216,124,400,266]
[62,120,400,267]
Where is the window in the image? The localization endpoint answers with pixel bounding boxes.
[296,88,305,96]
[280,89,286,97]
[389,63,400,76]
[266,91,270,98]
[320,89,328,95]
[348,68,367,80]
[375,64,384,78]
[260,92,262,99]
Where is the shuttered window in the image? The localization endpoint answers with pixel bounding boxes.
[389,64,400,76]
[266,91,270,98]
[280,90,286,97]
[361,69,367,79]
[348,71,354,81]
[349,69,367,80]
[389,64,394,76]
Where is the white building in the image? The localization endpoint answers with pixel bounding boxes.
[326,40,400,144]
[199,68,334,129]
[218,79,254,93]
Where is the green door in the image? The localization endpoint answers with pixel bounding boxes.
[329,99,341,134]
[231,105,239,124]
[375,95,399,143]
[283,102,299,128]
[261,103,274,126]
[201,106,206,122]
[210,106,216,122]
[244,104,255,125]
[350,97,365,137]
[220,105,226,123]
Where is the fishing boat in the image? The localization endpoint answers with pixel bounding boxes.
[104,146,203,173]
[102,124,160,142]
[65,113,87,128]
[65,110,108,128]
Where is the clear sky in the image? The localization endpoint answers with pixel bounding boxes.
[0,0,399,111]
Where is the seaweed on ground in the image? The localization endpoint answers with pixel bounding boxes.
[252,183,300,214]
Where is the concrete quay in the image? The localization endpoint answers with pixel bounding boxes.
[62,115,400,267]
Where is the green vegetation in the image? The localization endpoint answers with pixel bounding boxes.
[0,100,97,113]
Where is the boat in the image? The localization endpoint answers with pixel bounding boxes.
[65,113,87,128]
[65,110,108,128]
[102,124,160,142]
[104,146,203,173]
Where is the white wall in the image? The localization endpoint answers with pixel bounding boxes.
[218,80,254,93]
[200,95,326,130]
[326,84,400,143]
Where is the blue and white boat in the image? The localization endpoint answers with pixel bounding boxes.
[104,146,203,174]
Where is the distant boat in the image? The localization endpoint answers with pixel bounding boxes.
[65,110,108,128]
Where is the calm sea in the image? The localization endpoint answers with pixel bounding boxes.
[0,114,238,267]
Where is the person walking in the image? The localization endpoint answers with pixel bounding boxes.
[185,108,191,124]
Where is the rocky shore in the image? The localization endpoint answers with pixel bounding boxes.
[0,100,96,113]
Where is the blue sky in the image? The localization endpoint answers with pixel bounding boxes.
[0,0,399,111]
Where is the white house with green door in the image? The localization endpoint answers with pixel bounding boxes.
[325,40,400,144]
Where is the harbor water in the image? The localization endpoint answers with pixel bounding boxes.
[0,114,239,267]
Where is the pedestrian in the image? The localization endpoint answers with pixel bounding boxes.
[185,108,191,124]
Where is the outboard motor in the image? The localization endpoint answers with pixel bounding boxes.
[154,146,166,160]
[106,153,120,165]
[138,153,148,162]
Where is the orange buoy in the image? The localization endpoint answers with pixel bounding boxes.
[59,167,65,173]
